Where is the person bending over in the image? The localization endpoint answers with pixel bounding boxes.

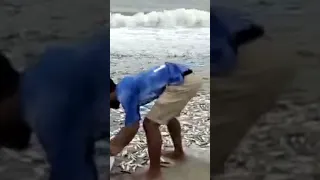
[0,34,109,180]
[110,62,202,180]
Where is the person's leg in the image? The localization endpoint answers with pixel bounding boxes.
[162,118,185,160]
[146,73,203,164]
[211,37,297,175]
[143,117,162,178]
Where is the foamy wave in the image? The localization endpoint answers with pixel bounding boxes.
[110,8,210,28]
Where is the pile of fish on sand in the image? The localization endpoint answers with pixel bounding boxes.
[110,93,210,173]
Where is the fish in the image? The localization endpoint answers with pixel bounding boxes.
[110,94,210,173]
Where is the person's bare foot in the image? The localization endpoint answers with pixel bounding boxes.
[133,168,163,180]
[162,150,186,162]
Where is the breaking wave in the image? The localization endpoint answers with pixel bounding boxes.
[110,8,210,28]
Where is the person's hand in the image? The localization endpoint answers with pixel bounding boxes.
[110,124,139,156]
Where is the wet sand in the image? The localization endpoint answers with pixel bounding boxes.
[110,148,210,180]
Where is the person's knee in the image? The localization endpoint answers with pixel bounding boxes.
[143,118,159,128]
[167,118,180,126]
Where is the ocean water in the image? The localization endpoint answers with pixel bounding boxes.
[110,8,210,79]
[110,0,210,81]
[111,0,209,13]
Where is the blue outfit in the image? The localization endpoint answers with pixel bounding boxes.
[21,33,109,180]
[211,6,264,76]
[116,62,190,126]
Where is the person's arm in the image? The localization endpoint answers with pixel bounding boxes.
[110,121,139,156]
[110,93,141,156]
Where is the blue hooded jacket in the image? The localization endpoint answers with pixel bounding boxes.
[21,31,111,140]
[211,7,264,76]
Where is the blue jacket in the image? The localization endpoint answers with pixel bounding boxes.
[211,7,264,76]
[22,31,111,141]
